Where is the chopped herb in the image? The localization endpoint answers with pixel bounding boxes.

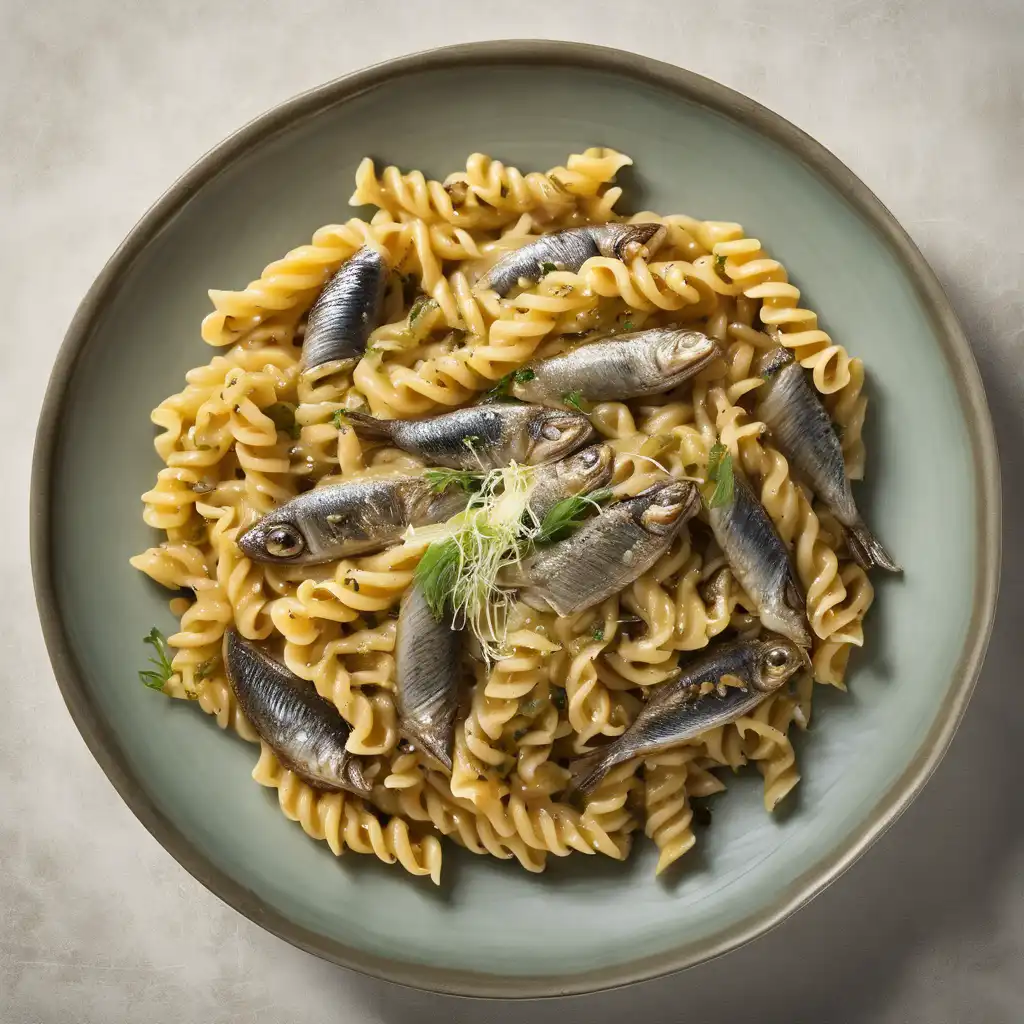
[345,576,361,593]
[409,294,433,326]
[551,686,567,710]
[263,403,300,439]
[535,489,613,545]
[562,390,587,413]
[514,367,536,384]
[707,444,735,509]
[622,320,634,331]
[193,658,218,681]
[139,627,174,691]
[592,625,605,643]
[331,409,349,430]
[423,468,484,494]
[462,434,481,450]
[540,261,557,275]
[487,366,536,400]
[714,253,727,272]
[414,540,461,620]
[513,727,529,740]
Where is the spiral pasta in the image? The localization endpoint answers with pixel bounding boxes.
[133,147,887,882]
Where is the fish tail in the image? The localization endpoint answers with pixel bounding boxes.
[845,521,901,573]
[343,410,394,442]
[565,745,621,797]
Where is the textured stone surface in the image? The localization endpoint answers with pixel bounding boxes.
[3,1,1022,1021]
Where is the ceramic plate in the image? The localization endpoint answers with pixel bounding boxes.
[32,41,999,997]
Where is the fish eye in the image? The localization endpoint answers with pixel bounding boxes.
[265,524,305,558]
[579,448,599,467]
[767,647,790,669]
[541,423,564,441]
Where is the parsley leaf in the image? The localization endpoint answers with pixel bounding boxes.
[622,319,634,331]
[706,443,735,509]
[592,624,605,643]
[540,261,558,275]
[409,294,434,326]
[535,489,613,545]
[562,390,587,413]
[414,540,461,621]
[139,627,174,691]
[331,409,349,430]
[714,253,727,272]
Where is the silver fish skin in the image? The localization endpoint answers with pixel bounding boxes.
[236,475,468,565]
[511,328,720,407]
[223,629,371,795]
[566,636,810,795]
[395,585,463,773]
[503,481,701,616]
[342,402,597,471]
[477,223,665,296]
[708,468,813,647]
[302,245,389,371]
[526,443,614,523]
[756,347,900,573]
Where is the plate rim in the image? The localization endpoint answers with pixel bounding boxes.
[30,39,1001,999]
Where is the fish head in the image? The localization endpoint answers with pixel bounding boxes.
[636,481,702,536]
[654,330,721,378]
[236,489,351,565]
[527,409,598,464]
[755,345,795,381]
[597,223,667,262]
[752,636,812,693]
[553,443,615,493]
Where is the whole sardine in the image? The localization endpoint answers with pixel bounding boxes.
[526,443,614,522]
[502,481,701,616]
[707,468,812,647]
[566,636,810,795]
[511,328,720,407]
[237,475,468,565]
[395,584,463,773]
[223,629,371,795]
[477,223,665,296]
[342,402,596,471]
[756,347,899,572]
[302,245,389,372]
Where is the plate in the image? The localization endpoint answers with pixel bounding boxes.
[31,41,999,997]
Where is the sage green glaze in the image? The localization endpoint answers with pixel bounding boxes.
[31,42,999,998]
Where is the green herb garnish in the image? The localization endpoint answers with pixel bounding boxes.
[331,409,349,430]
[552,686,567,710]
[592,625,605,643]
[193,658,218,682]
[423,468,484,494]
[540,261,557,275]
[489,365,537,400]
[409,294,434,326]
[714,253,727,272]
[263,403,300,439]
[706,443,735,509]
[562,390,587,413]
[414,539,462,620]
[622,320,634,331]
[462,434,481,450]
[535,489,613,545]
[139,627,174,691]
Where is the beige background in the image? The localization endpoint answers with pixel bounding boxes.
[4,1,1023,1021]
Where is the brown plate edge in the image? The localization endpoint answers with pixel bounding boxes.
[29,39,1001,1000]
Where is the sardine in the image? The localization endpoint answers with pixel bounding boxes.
[707,468,812,647]
[223,629,371,795]
[511,328,720,407]
[302,245,389,372]
[756,347,899,572]
[477,223,665,296]
[502,481,701,616]
[566,636,810,795]
[237,475,468,565]
[394,584,463,773]
[526,443,615,522]
[342,402,596,471]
